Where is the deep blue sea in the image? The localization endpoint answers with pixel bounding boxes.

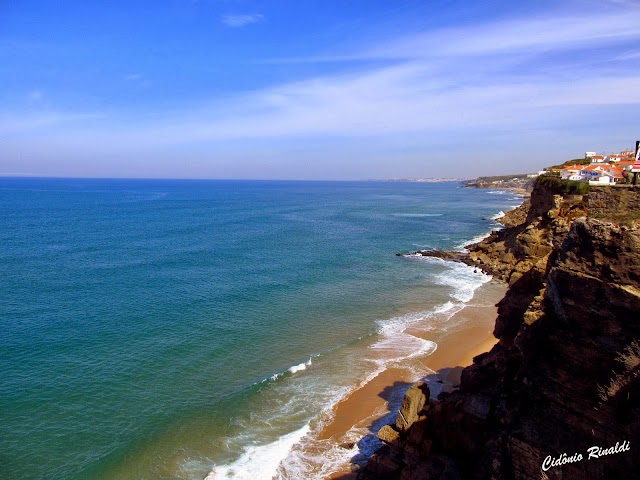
[0,178,521,479]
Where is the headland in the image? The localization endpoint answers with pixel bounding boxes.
[357,177,640,479]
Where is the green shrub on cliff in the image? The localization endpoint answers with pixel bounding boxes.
[545,158,591,170]
[535,175,590,195]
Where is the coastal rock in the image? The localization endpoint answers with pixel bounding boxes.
[362,178,640,480]
[364,446,405,479]
[378,425,402,446]
[397,455,463,480]
[460,394,491,420]
[397,250,470,264]
[498,201,529,228]
[396,382,430,431]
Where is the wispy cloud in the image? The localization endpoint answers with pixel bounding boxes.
[56,64,640,152]
[265,9,640,64]
[221,13,264,28]
[10,4,640,144]
[377,12,639,62]
[104,5,640,144]
[611,50,640,60]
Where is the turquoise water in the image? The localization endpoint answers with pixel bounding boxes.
[0,178,520,479]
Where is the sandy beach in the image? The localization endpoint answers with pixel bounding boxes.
[322,280,506,478]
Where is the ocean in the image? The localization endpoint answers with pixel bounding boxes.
[0,178,522,479]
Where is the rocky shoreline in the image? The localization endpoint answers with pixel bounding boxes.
[360,179,640,479]
[395,198,531,274]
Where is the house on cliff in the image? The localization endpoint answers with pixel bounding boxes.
[616,160,636,172]
[560,164,624,184]
[560,165,584,181]
[588,171,624,185]
[607,153,628,162]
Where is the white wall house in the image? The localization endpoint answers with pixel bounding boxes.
[560,164,623,184]
[589,173,616,185]
[560,167,583,181]
[579,167,602,182]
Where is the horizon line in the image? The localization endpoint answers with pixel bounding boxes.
[0,174,477,182]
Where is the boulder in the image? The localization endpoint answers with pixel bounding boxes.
[396,382,430,431]
[377,425,401,446]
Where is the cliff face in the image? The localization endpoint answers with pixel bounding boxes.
[363,180,640,480]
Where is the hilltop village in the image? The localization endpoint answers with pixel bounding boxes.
[462,144,640,195]
[548,147,640,185]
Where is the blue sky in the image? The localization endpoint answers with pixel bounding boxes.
[2,0,640,179]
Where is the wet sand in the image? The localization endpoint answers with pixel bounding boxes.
[323,281,506,478]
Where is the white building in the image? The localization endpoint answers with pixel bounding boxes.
[560,166,584,181]
[589,172,617,185]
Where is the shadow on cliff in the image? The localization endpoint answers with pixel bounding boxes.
[339,380,413,470]
[342,367,468,477]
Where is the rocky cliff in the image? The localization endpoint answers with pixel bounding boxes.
[363,179,640,480]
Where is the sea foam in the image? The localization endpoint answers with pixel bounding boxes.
[205,424,311,480]
[490,210,506,221]
[289,358,312,374]
[434,261,491,303]
[456,232,492,251]
[268,358,313,382]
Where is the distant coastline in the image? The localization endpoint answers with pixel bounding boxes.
[378,178,471,183]
[378,174,537,198]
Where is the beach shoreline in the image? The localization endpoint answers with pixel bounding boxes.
[322,280,507,478]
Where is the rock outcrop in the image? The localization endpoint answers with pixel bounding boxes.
[396,250,470,264]
[362,179,640,480]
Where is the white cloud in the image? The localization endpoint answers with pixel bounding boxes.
[108,2,640,145]
[60,63,639,151]
[221,13,264,28]
[366,11,640,59]
[264,8,640,64]
[611,50,640,60]
[179,6,640,143]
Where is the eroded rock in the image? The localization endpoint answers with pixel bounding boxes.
[396,382,430,431]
